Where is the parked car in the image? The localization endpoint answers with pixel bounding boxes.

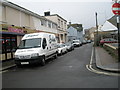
[82,40,87,44]
[65,42,74,51]
[100,38,118,45]
[57,43,67,55]
[72,40,82,47]
[14,32,58,66]
[87,40,91,43]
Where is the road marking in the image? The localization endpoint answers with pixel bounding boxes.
[86,46,120,76]
[86,65,120,76]
[0,70,8,74]
[90,47,94,65]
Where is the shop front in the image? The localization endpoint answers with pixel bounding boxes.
[1,33,17,61]
[1,25,25,61]
[0,24,37,61]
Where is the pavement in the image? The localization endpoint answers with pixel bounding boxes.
[95,46,120,72]
[0,60,16,71]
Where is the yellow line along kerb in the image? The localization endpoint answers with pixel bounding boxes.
[0,70,8,74]
[86,65,120,76]
[86,47,120,76]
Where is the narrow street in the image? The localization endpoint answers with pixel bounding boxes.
[2,43,118,88]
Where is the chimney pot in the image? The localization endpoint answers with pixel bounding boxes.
[44,11,50,16]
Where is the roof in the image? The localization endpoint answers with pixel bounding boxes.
[2,0,57,25]
[45,14,67,22]
[107,15,118,27]
[101,20,117,31]
[22,32,54,40]
[67,24,83,32]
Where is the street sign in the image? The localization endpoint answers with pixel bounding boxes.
[112,3,120,15]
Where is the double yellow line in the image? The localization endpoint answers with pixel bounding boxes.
[86,47,120,76]
[0,70,8,74]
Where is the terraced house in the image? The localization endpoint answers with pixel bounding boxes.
[67,22,83,42]
[0,0,63,61]
[44,12,67,43]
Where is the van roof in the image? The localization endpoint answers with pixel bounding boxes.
[22,32,54,40]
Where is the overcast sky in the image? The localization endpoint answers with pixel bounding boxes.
[7,0,115,29]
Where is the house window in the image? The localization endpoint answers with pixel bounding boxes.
[61,21,63,30]
[48,21,51,28]
[41,19,47,26]
[52,23,57,29]
[41,19,44,26]
[64,22,66,30]
[58,19,60,28]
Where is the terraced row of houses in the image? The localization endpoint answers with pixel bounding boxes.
[0,0,67,61]
[0,0,83,61]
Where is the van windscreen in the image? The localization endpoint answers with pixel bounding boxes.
[18,38,41,49]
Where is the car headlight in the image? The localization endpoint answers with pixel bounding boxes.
[31,53,39,57]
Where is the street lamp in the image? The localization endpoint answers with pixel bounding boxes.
[112,2,120,62]
[95,12,99,46]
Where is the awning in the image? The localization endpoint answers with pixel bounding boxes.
[1,31,25,35]
[101,21,118,32]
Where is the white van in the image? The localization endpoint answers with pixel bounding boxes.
[14,32,58,66]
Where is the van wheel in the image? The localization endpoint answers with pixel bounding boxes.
[54,53,58,59]
[41,57,45,66]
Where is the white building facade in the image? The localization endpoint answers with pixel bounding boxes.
[0,0,58,61]
[1,1,58,34]
[44,12,67,43]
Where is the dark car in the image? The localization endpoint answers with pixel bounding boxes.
[87,40,91,43]
[100,38,118,45]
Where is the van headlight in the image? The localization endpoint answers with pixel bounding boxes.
[31,53,39,57]
[15,55,19,58]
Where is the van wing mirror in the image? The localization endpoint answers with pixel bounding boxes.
[12,47,18,52]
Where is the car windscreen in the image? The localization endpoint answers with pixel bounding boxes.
[18,38,41,49]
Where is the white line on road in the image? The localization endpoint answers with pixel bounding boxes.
[90,47,94,65]
[0,70,8,74]
[86,46,120,76]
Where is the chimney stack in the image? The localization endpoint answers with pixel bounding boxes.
[69,22,71,25]
[44,11,50,16]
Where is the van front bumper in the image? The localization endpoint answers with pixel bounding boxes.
[15,56,43,65]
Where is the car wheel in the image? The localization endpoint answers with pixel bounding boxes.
[41,57,45,66]
[66,50,68,53]
[61,51,62,55]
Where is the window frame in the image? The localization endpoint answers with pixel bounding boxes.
[42,38,47,49]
